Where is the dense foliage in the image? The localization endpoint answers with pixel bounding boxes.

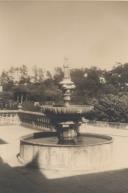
[0,63,128,122]
[85,94,128,122]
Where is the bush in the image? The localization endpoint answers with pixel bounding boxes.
[86,94,128,122]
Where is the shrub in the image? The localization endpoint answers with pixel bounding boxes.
[86,94,128,122]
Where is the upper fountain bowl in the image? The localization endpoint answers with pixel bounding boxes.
[41,105,93,126]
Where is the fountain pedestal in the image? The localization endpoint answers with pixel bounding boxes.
[57,121,78,144]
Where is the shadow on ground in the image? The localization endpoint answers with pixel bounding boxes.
[0,156,128,193]
[0,138,7,144]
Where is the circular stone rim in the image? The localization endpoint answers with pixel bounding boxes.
[20,132,113,147]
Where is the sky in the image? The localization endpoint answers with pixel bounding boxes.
[0,1,128,74]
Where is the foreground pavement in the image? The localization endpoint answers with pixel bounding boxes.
[0,124,128,193]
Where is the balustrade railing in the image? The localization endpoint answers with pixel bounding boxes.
[0,110,53,131]
[0,110,20,125]
[18,110,53,131]
[0,109,128,130]
[86,120,128,129]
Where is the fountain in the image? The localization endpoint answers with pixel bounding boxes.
[19,63,113,172]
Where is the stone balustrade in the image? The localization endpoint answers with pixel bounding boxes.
[0,110,53,131]
[86,120,128,129]
[18,110,53,131]
[0,109,128,131]
[0,110,20,125]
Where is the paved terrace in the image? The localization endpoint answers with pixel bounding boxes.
[0,124,128,193]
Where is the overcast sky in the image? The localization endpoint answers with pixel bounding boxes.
[0,1,128,74]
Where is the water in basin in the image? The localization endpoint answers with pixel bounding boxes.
[27,133,109,146]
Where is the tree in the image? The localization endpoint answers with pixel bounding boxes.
[30,66,44,84]
[19,65,30,84]
[53,67,63,85]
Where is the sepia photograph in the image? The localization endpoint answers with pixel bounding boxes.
[0,1,128,193]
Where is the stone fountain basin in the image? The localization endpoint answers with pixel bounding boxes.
[19,132,113,172]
